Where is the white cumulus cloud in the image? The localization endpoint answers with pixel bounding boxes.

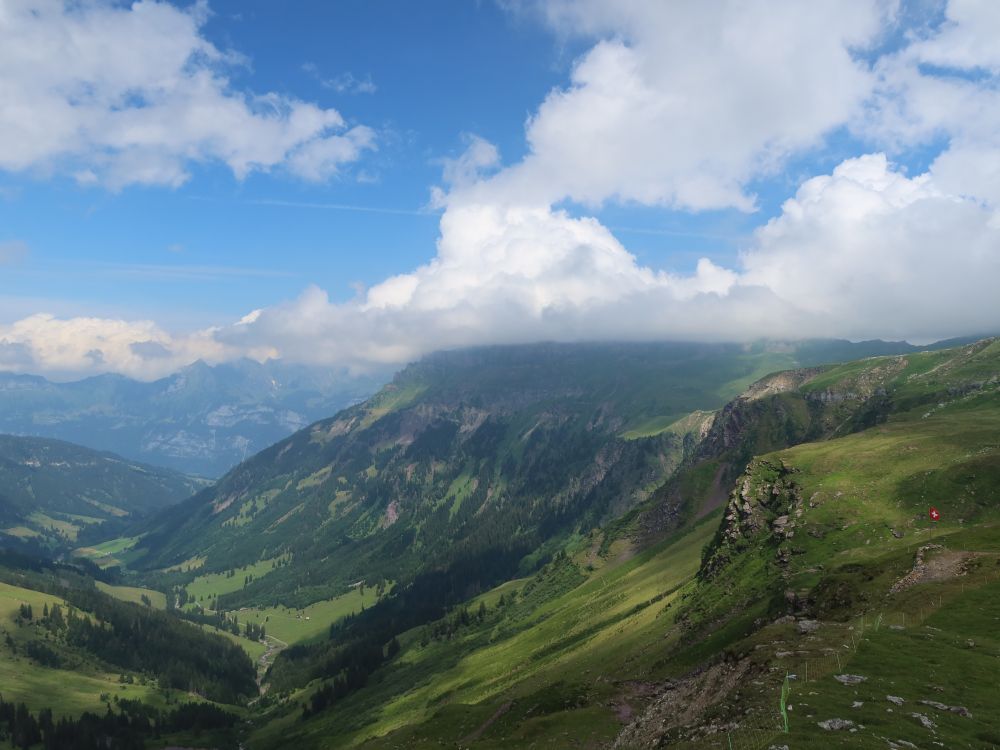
[215,153,998,367]
[864,0,1000,206]
[4,0,1000,380]
[10,150,993,381]
[478,0,888,211]
[741,154,1000,341]
[0,0,375,188]
[0,313,238,380]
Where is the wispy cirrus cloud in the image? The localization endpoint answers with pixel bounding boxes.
[302,63,377,95]
[10,259,297,283]
[0,240,29,265]
[242,198,433,217]
[92,262,298,282]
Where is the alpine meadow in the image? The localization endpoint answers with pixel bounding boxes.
[0,2,998,749]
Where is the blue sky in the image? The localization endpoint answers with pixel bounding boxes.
[0,2,566,325]
[0,0,783,327]
[0,1,998,379]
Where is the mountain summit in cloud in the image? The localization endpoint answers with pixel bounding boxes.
[1,0,997,379]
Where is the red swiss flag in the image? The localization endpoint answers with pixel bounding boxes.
[929,507,941,522]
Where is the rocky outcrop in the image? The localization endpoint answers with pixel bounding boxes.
[834,674,867,686]
[693,357,914,477]
[818,718,856,731]
[700,458,804,579]
[919,699,972,718]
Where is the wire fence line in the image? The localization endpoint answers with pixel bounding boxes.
[659,553,1000,748]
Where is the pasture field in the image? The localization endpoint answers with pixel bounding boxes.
[233,585,386,646]
[95,581,167,609]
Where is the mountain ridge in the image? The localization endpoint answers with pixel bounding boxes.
[130,338,979,594]
[248,336,1000,748]
[0,434,206,554]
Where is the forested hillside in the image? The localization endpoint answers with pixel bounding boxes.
[0,550,255,749]
[0,436,205,554]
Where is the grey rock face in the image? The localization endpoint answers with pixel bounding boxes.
[911,712,937,729]
[919,700,972,718]
[834,674,867,685]
[818,718,856,730]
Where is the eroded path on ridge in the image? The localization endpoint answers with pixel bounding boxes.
[458,701,513,745]
[256,635,288,694]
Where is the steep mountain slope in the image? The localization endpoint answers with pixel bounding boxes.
[638,338,1000,748]
[641,336,999,534]
[248,338,1000,748]
[0,359,386,477]
[0,435,205,551]
[131,343,759,590]
[130,341,917,604]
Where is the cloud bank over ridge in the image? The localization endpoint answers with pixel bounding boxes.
[2,0,999,379]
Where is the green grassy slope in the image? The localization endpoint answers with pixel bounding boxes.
[779,542,1000,750]
[251,338,1000,749]
[228,588,387,646]
[72,534,143,568]
[0,569,257,750]
[0,580,171,717]
[95,581,167,609]
[249,517,717,749]
[129,343,803,609]
[645,338,1000,530]
[8,337,973,749]
[656,341,1000,747]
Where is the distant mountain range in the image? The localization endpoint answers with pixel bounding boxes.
[0,359,389,477]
